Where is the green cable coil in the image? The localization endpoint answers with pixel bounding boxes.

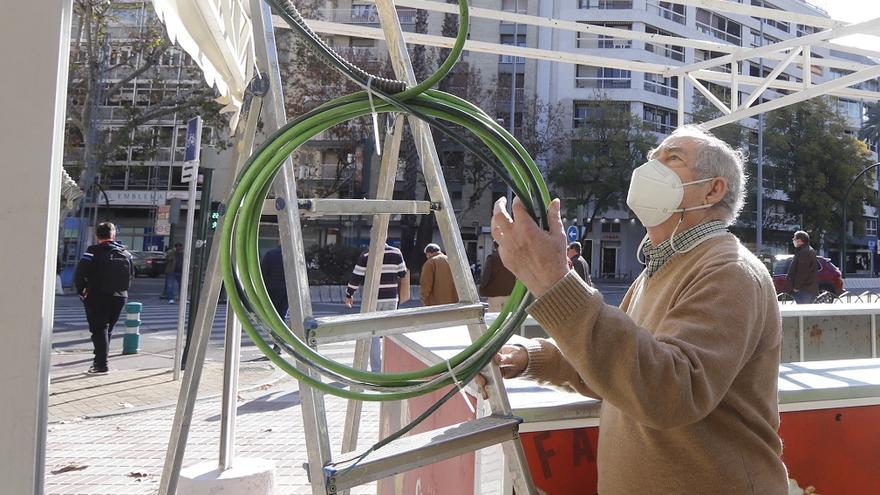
[220,0,552,404]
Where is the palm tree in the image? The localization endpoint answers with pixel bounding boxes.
[859,102,880,145]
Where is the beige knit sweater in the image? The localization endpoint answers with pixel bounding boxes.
[521,233,788,494]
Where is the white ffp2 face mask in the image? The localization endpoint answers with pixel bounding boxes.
[626,159,715,228]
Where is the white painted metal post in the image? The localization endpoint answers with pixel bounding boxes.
[219,90,264,471]
[174,157,200,381]
[872,313,877,359]
[799,316,805,362]
[0,2,72,492]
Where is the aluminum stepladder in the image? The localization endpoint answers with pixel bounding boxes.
[158,0,537,493]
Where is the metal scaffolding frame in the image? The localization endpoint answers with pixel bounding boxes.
[274,0,880,130]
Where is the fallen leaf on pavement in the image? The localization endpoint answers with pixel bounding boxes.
[51,464,88,475]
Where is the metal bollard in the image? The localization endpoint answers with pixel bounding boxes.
[123,301,142,355]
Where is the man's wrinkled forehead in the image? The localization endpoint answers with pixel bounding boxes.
[651,136,697,159]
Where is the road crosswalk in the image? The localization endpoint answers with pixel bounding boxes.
[53,301,229,334]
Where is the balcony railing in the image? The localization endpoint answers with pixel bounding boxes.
[321,7,416,25]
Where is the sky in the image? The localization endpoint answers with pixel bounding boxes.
[806,0,880,52]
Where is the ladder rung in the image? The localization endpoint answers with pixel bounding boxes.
[324,415,522,493]
[305,302,485,345]
[262,198,437,217]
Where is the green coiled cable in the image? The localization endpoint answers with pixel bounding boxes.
[220,0,551,402]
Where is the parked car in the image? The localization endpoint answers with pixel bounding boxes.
[771,254,844,296]
[131,250,167,277]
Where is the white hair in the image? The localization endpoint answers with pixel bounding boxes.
[651,125,747,226]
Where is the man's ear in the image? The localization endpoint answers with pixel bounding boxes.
[706,177,728,206]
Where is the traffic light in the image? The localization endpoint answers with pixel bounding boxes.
[209,201,222,231]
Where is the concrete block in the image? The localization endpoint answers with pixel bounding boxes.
[179,457,275,494]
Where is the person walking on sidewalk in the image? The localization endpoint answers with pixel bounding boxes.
[164,243,183,303]
[75,222,134,374]
[261,243,287,352]
[567,241,593,286]
[786,230,819,304]
[479,241,516,312]
[344,243,408,372]
[420,243,458,306]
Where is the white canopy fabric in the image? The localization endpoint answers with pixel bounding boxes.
[151,0,256,132]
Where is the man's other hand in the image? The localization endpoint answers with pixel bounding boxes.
[344,295,353,308]
[494,344,529,379]
[491,197,570,298]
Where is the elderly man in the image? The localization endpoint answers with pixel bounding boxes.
[420,243,458,306]
[491,126,787,493]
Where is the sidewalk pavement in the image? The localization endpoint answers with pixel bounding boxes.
[49,350,282,424]
[43,341,392,495]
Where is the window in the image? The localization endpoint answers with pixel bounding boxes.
[750,29,780,47]
[576,22,632,49]
[575,65,631,89]
[499,34,526,64]
[646,1,685,24]
[573,101,630,128]
[644,73,678,97]
[501,0,526,12]
[601,222,621,233]
[643,104,677,133]
[751,1,790,33]
[696,8,742,45]
[108,45,133,67]
[867,219,877,237]
[497,72,524,102]
[695,49,731,72]
[797,24,819,37]
[102,83,135,107]
[350,4,377,23]
[838,99,862,122]
[578,0,632,9]
[644,25,684,61]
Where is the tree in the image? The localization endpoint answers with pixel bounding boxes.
[860,102,880,147]
[65,0,226,211]
[545,97,656,224]
[763,97,876,245]
[276,10,381,199]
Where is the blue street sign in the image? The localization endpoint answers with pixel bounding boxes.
[183,116,202,162]
[567,225,579,243]
[869,240,876,252]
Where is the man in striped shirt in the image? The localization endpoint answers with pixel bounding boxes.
[344,242,408,372]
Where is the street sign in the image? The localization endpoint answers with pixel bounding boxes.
[181,161,198,183]
[567,225,579,243]
[183,116,202,162]
[155,204,171,235]
[870,239,877,253]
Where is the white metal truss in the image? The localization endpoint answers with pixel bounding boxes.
[277,0,880,130]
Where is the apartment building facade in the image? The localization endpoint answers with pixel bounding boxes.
[62,0,234,272]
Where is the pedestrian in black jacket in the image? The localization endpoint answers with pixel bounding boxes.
[787,230,818,304]
[74,222,133,374]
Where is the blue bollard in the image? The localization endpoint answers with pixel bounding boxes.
[123,302,142,355]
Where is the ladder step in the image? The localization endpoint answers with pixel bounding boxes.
[262,198,437,217]
[305,302,485,345]
[324,415,523,493]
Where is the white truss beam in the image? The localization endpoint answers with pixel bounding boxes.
[665,16,880,77]
[688,73,731,115]
[277,18,880,102]
[701,63,880,129]
[741,46,802,110]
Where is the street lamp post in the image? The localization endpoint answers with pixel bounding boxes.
[841,161,880,275]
